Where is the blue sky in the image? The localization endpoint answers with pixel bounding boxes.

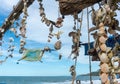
[0,0,100,76]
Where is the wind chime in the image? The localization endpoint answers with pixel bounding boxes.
[89,1,120,83]
[19,0,28,54]
[68,12,82,84]
[37,0,64,59]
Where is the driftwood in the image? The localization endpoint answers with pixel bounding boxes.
[59,0,102,15]
[0,0,35,35]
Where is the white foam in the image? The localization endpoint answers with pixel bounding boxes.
[42,79,120,84]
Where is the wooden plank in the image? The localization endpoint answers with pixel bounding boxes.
[59,0,102,15]
[1,0,35,34]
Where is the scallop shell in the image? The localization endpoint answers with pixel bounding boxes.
[100,63,109,73]
[99,36,107,43]
[100,73,108,83]
[99,52,109,63]
[100,44,107,52]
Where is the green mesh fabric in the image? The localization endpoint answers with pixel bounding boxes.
[19,49,43,62]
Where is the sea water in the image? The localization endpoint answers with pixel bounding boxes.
[0,76,100,84]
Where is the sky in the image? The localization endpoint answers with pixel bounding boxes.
[0,0,101,76]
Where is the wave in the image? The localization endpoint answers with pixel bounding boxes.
[42,79,120,84]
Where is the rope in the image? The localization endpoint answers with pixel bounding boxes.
[87,7,93,84]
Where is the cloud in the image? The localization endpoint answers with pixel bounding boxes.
[0,0,19,14]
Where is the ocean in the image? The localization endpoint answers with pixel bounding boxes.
[0,76,100,84]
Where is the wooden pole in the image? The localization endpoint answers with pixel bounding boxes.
[0,0,35,35]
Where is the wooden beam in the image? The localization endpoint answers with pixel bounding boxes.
[1,0,35,34]
[59,0,102,15]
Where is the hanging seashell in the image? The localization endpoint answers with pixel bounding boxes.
[46,20,51,26]
[49,25,53,33]
[54,41,62,50]
[54,31,63,40]
[55,17,63,28]
[111,57,119,69]
[99,36,107,44]
[70,65,75,72]
[99,52,109,63]
[59,53,62,60]
[9,37,14,42]
[100,43,107,52]
[100,73,108,83]
[108,28,116,34]
[100,63,109,73]
[44,46,50,51]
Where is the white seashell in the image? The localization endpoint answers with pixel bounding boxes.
[111,57,119,69]
[99,52,109,63]
[9,37,14,42]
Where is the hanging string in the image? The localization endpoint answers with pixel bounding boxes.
[87,7,93,84]
[79,11,83,31]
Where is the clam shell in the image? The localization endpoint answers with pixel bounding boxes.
[100,44,107,52]
[100,63,109,73]
[100,73,108,83]
[99,52,109,63]
[99,36,107,43]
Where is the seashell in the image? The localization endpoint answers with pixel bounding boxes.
[99,52,109,63]
[1,29,4,33]
[105,79,110,84]
[99,22,104,28]
[9,37,14,42]
[100,73,108,83]
[44,46,50,51]
[108,28,116,34]
[99,36,107,43]
[54,41,61,50]
[98,30,105,35]
[100,63,109,73]
[70,65,75,72]
[45,20,51,26]
[49,25,53,33]
[68,31,76,37]
[59,54,62,60]
[111,57,119,69]
[106,47,113,58]
[100,43,107,52]
[72,37,78,43]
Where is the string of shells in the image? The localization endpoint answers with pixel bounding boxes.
[37,0,64,42]
[37,0,64,60]
[19,0,28,54]
[69,13,81,84]
[90,1,120,84]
